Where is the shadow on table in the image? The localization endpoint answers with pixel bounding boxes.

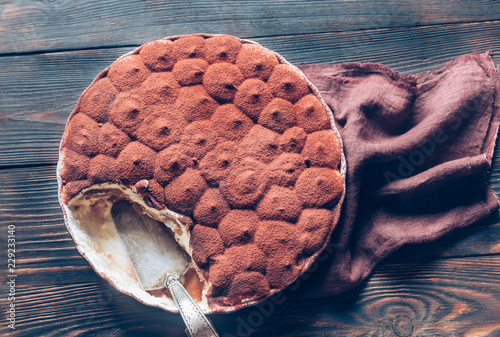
[101,278,364,337]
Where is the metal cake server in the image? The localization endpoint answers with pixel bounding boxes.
[111,200,219,337]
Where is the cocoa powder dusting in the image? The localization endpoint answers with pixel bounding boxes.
[116,141,156,184]
[234,78,273,120]
[140,72,181,105]
[256,185,302,222]
[218,209,259,247]
[296,209,334,255]
[210,105,253,141]
[190,224,224,266]
[258,97,296,133]
[140,39,176,71]
[268,64,310,103]
[79,78,117,123]
[88,154,118,184]
[207,244,266,297]
[109,93,145,136]
[205,35,242,64]
[267,153,306,187]
[173,58,209,86]
[176,85,218,122]
[278,126,308,153]
[63,113,100,156]
[203,62,244,103]
[255,220,300,256]
[178,215,194,230]
[199,141,239,185]
[99,123,130,157]
[302,130,342,168]
[146,179,167,208]
[295,168,343,207]
[172,36,206,60]
[294,95,332,133]
[193,188,230,227]
[60,149,89,182]
[237,125,282,164]
[61,180,92,204]
[236,44,279,80]
[226,272,270,305]
[60,35,344,309]
[107,54,150,91]
[219,158,268,208]
[154,144,194,185]
[164,168,207,214]
[136,108,186,152]
[179,120,218,160]
[265,256,300,289]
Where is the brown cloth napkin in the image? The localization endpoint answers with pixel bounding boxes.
[294,52,500,298]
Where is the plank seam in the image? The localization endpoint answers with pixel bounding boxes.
[0,162,56,171]
[2,19,500,58]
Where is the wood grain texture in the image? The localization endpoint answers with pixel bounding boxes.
[1,256,499,336]
[3,21,500,168]
[1,2,500,335]
[1,165,499,288]
[0,48,122,168]
[2,0,500,54]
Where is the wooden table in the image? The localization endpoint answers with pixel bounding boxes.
[1,1,500,336]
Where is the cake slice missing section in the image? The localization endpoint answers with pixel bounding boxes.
[61,183,208,312]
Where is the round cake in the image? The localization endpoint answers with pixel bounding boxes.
[58,34,346,313]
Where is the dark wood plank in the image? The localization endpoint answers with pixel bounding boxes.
[0,165,100,286]
[2,0,500,54]
[0,48,123,168]
[1,256,499,336]
[3,21,500,167]
[1,165,499,288]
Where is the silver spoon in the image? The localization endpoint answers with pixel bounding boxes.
[111,200,219,337]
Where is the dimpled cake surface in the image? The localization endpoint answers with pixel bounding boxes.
[59,34,344,310]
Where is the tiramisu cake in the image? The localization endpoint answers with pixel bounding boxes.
[58,34,345,313]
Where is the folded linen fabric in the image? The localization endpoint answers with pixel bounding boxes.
[295,52,500,297]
